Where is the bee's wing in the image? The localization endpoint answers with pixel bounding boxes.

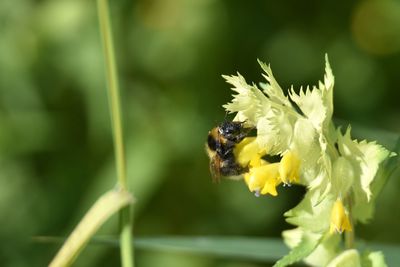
[209,156,221,183]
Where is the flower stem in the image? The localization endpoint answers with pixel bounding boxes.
[97,0,134,266]
[344,197,354,249]
[344,223,354,249]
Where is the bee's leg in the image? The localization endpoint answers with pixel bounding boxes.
[216,141,235,158]
[234,127,255,142]
[220,158,248,176]
[234,132,248,142]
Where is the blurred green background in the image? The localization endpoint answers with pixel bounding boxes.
[1,0,400,266]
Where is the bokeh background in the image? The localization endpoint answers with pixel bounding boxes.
[1,0,400,266]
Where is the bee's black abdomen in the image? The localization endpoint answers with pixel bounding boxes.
[207,133,218,151]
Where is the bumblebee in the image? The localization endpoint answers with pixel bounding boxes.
[206,121,251,182]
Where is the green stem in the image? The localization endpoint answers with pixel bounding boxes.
[344,223,354,249]
[120,206,134,267]
[97,0,134,266]
[97,0,126,189]
[344,197,354,249]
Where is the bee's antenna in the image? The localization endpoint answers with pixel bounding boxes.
[224,111,229,121]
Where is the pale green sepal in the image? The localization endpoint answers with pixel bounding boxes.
[356,139,393,200]
[282,227,303,249]
[289,85,326,131]
[326,249,361,267]
[291,119,319,186]
[307,168,332,205]
[284,190,334,233]
[331,156,354,196]
[305,127,333,201]
[323,54,334,93]
[288,55,334,133]
[320,54,335,130]
[337,127,392,201]
[222,73,268,126]
[256,108,294,155]
[353,145,398,222]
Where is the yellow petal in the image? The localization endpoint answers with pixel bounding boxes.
[330,199,352,234]
[248,154,269,168]
[279,151,300,184]
[261,177,280,196]
[245,163,280,196]
[234,137,266,167]
[243,173,253,190]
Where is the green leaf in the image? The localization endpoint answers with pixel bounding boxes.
[257,59,292,108]
[49,189,134,267]
[35,235,400,265]
[273,230,322,267]
[283,228,341,266]
[304,233,341,267]
[135,236,288,262]
[37,236,288,262]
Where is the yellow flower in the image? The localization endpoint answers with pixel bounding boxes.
[279,151,300,184]
[234,138,301,196]
[330,199,352,234]
[244,163,281,196]
[234,137,265,167]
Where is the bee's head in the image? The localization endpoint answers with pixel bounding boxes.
[218,121,242,136]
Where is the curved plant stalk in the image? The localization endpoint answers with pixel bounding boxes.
[49,190,133,267]
[49,1,134,266]
[97,0,134,266]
